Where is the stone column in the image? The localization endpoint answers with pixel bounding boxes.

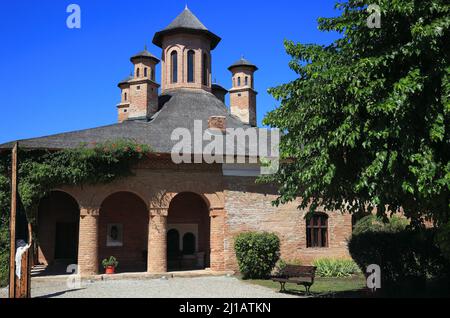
[210,208,225,271]
[147,208,168,273]
[78,208,99,276]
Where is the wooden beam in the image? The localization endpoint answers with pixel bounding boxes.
[8,142,18,298]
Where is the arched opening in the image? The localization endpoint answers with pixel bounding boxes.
[144,67,148,78]
[187,50,195,83]
[167,192,210,271]
[99,192,148,273]
[37,191,80,270]
[202,53,208,86]
[171,51,178,83]
[136,68,140,78]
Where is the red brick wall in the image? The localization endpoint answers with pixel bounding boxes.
[99,192,149,272]
[223,176,352,271]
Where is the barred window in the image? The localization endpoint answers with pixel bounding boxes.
[306,213,328,248]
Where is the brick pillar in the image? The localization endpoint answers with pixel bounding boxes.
[210,208,225,271]
[147,208,168,273]
[78,208,99,276]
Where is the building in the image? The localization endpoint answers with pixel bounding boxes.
[0,7,352,276]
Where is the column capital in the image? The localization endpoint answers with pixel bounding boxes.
[80,208,100,217]
[209,208,225,218]
[149,207,169,217]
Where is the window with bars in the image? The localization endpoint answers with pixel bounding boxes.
[306,213,328,248]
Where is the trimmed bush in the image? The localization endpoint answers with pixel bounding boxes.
[234,232,280,279]
[313,258,361,278]
[349,228,450,288]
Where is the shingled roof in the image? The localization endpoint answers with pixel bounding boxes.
[152,7,221,49]
[228,57,258,71]
[130,49,160,63]
[0,89,266,156]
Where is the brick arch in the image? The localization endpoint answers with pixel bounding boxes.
[155,191,213,210]
[99,191,149,273]
[164,45,183,86]
[96,189,149,212]
[37,190,80,267]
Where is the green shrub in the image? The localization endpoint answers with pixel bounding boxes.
[0,222,9,287]
[352,215,409,236]
[234,232,280,279]
[349,228,450,288]
[313,258,361,278]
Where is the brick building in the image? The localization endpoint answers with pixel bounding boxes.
[1,8,352,276]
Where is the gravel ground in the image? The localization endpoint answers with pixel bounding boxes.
[0,276,298,298]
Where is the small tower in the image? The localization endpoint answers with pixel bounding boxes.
[152,7,221,93]
[117,48,160,122]
[228,57,258,127]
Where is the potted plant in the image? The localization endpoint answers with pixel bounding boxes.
[102,256,119,274]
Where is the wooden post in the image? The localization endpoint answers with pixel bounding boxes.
[8,142,31,298]
[8,143,18,298]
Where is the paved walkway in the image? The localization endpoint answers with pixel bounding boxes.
[0,276,298,298]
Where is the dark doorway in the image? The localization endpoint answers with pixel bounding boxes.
[167,229,181,270]
[54,222,78,262]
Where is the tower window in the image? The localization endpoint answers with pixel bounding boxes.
[144,67,148,77]
[233,78,235,87]
[171,51,178,83]
[136,86,141,91]
[245,76,249,86]
[124,92,127,101]
[306,213,329,248]
[187,50,195,83]
[136,68,140,78]
[238,77,241,86]
[202,53,208,86]
[151,68,155,81]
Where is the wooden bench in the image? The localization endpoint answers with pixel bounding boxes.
[271,265,317,294]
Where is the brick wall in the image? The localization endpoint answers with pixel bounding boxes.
[223,176,352,270]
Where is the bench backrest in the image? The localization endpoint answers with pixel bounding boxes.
[283,265,316,278]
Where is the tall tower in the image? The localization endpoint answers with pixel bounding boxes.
[228,57,258,127]
[117,49,160,122]
[152,7,221,93]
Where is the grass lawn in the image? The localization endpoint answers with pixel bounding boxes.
[244,275,368,297]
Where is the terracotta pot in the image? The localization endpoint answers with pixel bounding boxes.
[105,266,115,274]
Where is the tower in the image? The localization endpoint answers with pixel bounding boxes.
[117,48,160,122]
[228,57,258,127]
[152,7,221,93]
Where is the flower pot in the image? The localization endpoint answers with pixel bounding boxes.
[105,266,115,274]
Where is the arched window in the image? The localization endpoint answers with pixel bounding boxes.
[245,76,249,86]
[202,53,208,86]
[187,50,195,83]
[167,229,180,259]
[237,77,241,86]
[136,68,140,78]
[171,51,178,83]
[124,92,127,101]
[144,67,148,77]
[182,233,196,255]
[306,213,328,248]
[151,68,155,81]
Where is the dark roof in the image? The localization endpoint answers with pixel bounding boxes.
[0,89,269,157]
[152,7,221,50]
[228,57,258,71]
[118,75,134,86]
[130,49,160,63]
[211,83,228,94]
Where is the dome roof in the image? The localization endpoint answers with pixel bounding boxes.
[228,57,258,71]
[152,7,221,50]
[130,49,160,63]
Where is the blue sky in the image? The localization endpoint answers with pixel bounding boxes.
[0,0,340,144]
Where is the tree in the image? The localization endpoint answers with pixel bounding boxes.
[263,0,449,228]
